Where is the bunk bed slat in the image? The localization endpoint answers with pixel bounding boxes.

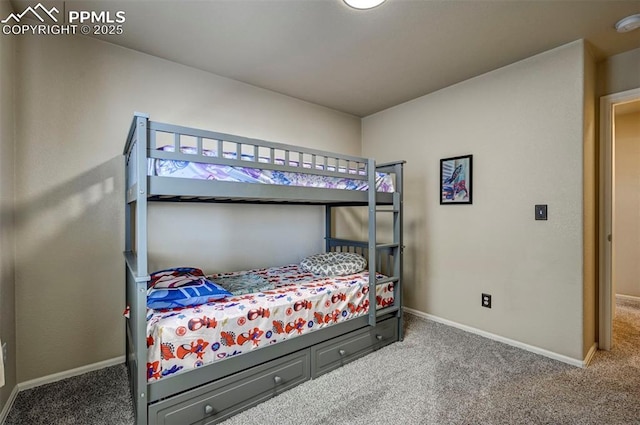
[376,276,399,286]
[149,129,156,150]
[376,306,401,317]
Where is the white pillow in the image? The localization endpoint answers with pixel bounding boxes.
[300,252,367,276]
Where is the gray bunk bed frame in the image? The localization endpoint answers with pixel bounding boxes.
[124,113,405,425]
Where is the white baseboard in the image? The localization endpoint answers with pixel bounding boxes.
[0,384,19,424]
[18,355,125,391]
[404,307,593,368]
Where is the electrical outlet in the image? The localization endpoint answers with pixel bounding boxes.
[2,342,6,365]
[482,293,492,308]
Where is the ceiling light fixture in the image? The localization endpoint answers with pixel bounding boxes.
[615,14,640,33]
[343,0,386,10]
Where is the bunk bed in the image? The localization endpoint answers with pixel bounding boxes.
[124,113,405,425]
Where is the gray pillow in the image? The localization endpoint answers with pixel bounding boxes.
[300,252,367,276]
[213,273,274,295]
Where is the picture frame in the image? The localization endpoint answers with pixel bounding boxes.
[440,154,473,205]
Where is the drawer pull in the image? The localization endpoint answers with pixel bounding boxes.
[338,349,346,356]
[204,404,214,415]
[376,334,383,341]
[274,375,283,385]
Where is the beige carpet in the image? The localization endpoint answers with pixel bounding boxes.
[222,300,640,425]
[5,300,640,424]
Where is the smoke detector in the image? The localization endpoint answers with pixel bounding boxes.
[343,0,386,10]
[615,14,640,33]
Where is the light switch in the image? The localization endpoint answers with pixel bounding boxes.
[535,204,547,220]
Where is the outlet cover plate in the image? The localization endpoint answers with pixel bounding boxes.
[482,293,492,308]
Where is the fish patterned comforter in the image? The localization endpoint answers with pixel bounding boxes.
[146,264,395,382]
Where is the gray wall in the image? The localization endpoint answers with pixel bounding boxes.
[598,47,640,97]
[362,40,592,361]
[0,0,17,414]
[582,43,597,358]
[0,2,16,411]
[14,33,361,383]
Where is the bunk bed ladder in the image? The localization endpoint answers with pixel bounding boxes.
[325,160,404,335]
[373,161,404,340]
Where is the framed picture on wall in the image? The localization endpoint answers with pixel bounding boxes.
[440,154,473,205]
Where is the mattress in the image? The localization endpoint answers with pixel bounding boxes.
[148,146,395,192]
[146,264,395,382]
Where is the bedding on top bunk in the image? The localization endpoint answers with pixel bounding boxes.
[145,263,395,382]
[148,146,395,192]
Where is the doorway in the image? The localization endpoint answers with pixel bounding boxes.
[599,88,640,351]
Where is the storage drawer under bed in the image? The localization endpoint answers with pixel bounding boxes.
[148,350,310,425]
[311,317,398,378]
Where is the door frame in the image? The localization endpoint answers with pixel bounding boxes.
[599,87,640,351]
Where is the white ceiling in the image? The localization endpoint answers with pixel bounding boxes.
[11,0,640,116]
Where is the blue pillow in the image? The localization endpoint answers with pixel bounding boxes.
[147,269,232,309]
[148,267,205,289]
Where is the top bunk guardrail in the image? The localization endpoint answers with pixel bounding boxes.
[124,113,402,205]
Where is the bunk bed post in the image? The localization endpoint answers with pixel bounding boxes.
[367,158,377,327]
[394,162,404,341]
[325,205,332,253]
[135,113,149,425]
[135,114,149,278]
[124,112,150,425]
